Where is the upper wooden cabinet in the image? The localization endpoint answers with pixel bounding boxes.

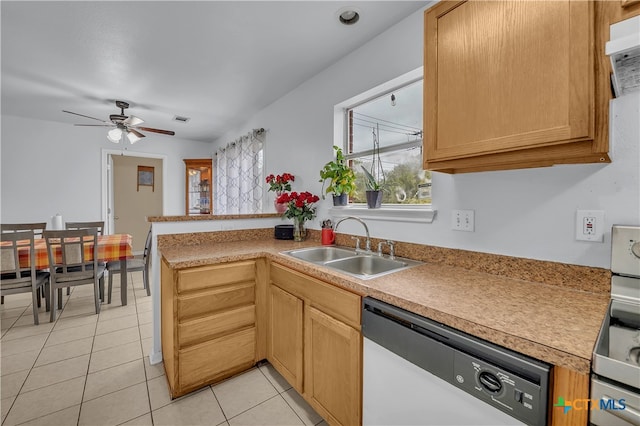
[184,159,212,215]
[424,0,611,173]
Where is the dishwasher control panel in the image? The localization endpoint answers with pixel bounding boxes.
[454,350,542,425]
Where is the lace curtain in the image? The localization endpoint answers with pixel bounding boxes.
[214,132,263,214]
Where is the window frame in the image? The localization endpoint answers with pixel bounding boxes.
[331,67,435,224]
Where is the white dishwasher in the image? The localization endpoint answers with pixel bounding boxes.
[362,298,550,426]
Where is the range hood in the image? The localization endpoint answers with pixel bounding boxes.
[606,15,640,97]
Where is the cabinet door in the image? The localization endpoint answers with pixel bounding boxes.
[425,1,593,165]
[304,305,361,426]
[268,284,304,392]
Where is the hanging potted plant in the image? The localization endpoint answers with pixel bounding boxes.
[361,126,385,208]
[319,146,357,206]
[361,167,383,209]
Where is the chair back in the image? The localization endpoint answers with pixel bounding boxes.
[143,227,152,267]
[44,229,99,278]
[65,221,104,236]
[1,223,47,239]
[1,230,36,284]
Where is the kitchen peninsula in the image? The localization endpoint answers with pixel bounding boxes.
[152,221,610,425]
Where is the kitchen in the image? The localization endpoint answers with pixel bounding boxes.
[2,1,640,426]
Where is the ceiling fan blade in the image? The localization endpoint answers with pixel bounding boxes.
[123,115,144,126]
[62,110,110,124]
[74,124,115,127]
[136,126,175,136]
[128,129,146,139]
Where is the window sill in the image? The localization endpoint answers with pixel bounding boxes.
[328,205,436,223]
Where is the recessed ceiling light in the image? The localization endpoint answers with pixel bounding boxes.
[338,7,360,25]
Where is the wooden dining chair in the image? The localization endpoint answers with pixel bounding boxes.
[63,221,104,296]
[43,229,105,322]
[1,222,47,238]
[106,227,152,302]
[1,223,48,305]
[1,230,50,325]
[65,221,104,235]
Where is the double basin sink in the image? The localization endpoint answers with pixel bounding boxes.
[281,246,422,280]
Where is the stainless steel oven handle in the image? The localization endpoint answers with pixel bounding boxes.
[602,395,640,426]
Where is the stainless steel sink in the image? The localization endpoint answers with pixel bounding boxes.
[281,246,422,279]
[324,255,409,276]
[284,246,356,263]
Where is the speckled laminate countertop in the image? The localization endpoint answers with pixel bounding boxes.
[160,239,610,375]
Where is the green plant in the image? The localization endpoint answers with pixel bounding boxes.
[361,166,382,191]
[319,146,357,198]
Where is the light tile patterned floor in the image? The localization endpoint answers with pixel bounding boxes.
[1,271,326,426]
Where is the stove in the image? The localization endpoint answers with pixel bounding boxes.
[591,225,640,426]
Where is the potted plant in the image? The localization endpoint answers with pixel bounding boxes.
[361,126,385,208]
[319,146,357,206]
[361,166,383,209]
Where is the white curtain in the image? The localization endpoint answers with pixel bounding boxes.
[214,132,263,214]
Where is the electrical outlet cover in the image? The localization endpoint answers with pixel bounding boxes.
[576,210,605,242]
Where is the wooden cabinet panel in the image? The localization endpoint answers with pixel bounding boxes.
[304,305,361,426]
[161,260,258,398]
[550,366,590,426]
[178,282,255,321]
[177,261,254,293]
[268,284,304,392]
[423,0,607,173]
[270,262,361,329]
[178,305,255,348]
[268,262,362,426]
[161,259,178,392]
[179,327,256,393]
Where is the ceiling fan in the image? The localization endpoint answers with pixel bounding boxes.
[63,100,175,144]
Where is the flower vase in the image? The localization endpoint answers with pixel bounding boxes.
[293,217,307,242]
[274,192,287,214]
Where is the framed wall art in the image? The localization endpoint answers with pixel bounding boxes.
[137,166,154,192]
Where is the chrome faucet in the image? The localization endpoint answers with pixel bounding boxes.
[377,240,396,259]
[334,216,371,252]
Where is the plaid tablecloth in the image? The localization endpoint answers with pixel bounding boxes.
[22,234,133,269]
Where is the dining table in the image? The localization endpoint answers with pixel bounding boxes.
[17,233,134,306]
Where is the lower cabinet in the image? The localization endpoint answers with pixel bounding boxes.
[161,259,261,398]
[268,284,304,392]
[268,262,362,426]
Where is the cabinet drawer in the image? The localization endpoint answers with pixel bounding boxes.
[177,261,255,293]
[178,282,255,321]
[178,305,255,348]
[179,327,256,391]
[271,263,361,330]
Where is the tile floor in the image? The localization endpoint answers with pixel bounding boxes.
[1,271,326,426]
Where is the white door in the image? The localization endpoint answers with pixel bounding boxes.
[109,154,163,253]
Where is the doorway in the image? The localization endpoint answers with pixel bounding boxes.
[103,150,166,253]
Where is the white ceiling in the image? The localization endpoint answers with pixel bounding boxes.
[1,1,427,143]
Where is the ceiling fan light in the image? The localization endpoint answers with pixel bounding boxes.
[107,128,122,143]
[126,130,142,144]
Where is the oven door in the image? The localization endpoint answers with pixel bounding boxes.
[591,377,640,426]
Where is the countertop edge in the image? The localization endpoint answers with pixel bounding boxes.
[159,242,605,375]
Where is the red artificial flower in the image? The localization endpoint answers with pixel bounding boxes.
[266,172,295,192]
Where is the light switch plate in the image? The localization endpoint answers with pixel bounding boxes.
[452,209,474,232]
[576,210,605,242]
